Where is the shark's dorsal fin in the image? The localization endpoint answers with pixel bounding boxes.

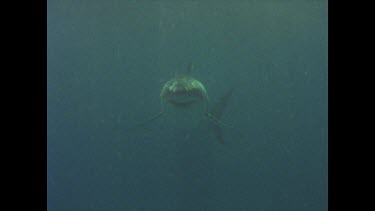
[186,62,194,75]
[174,62,194,78]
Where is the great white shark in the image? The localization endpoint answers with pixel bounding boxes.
[133,63,234,143]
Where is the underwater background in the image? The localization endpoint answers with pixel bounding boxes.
[47,0,328,210]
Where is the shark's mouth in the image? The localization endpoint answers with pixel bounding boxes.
[164,92,202,105]
[160,76,208,106]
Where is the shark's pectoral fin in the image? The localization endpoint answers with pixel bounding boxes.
[206,113,227,144]
[146,111,164,123]
[128,111,164,131]
[213,125,225,144]
[207,88,235,144]
[206,113,227,127]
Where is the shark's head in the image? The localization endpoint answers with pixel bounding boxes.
[128,71,230,143]
[160,76,208,107]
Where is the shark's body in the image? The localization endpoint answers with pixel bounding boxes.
[133,64,233,143]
